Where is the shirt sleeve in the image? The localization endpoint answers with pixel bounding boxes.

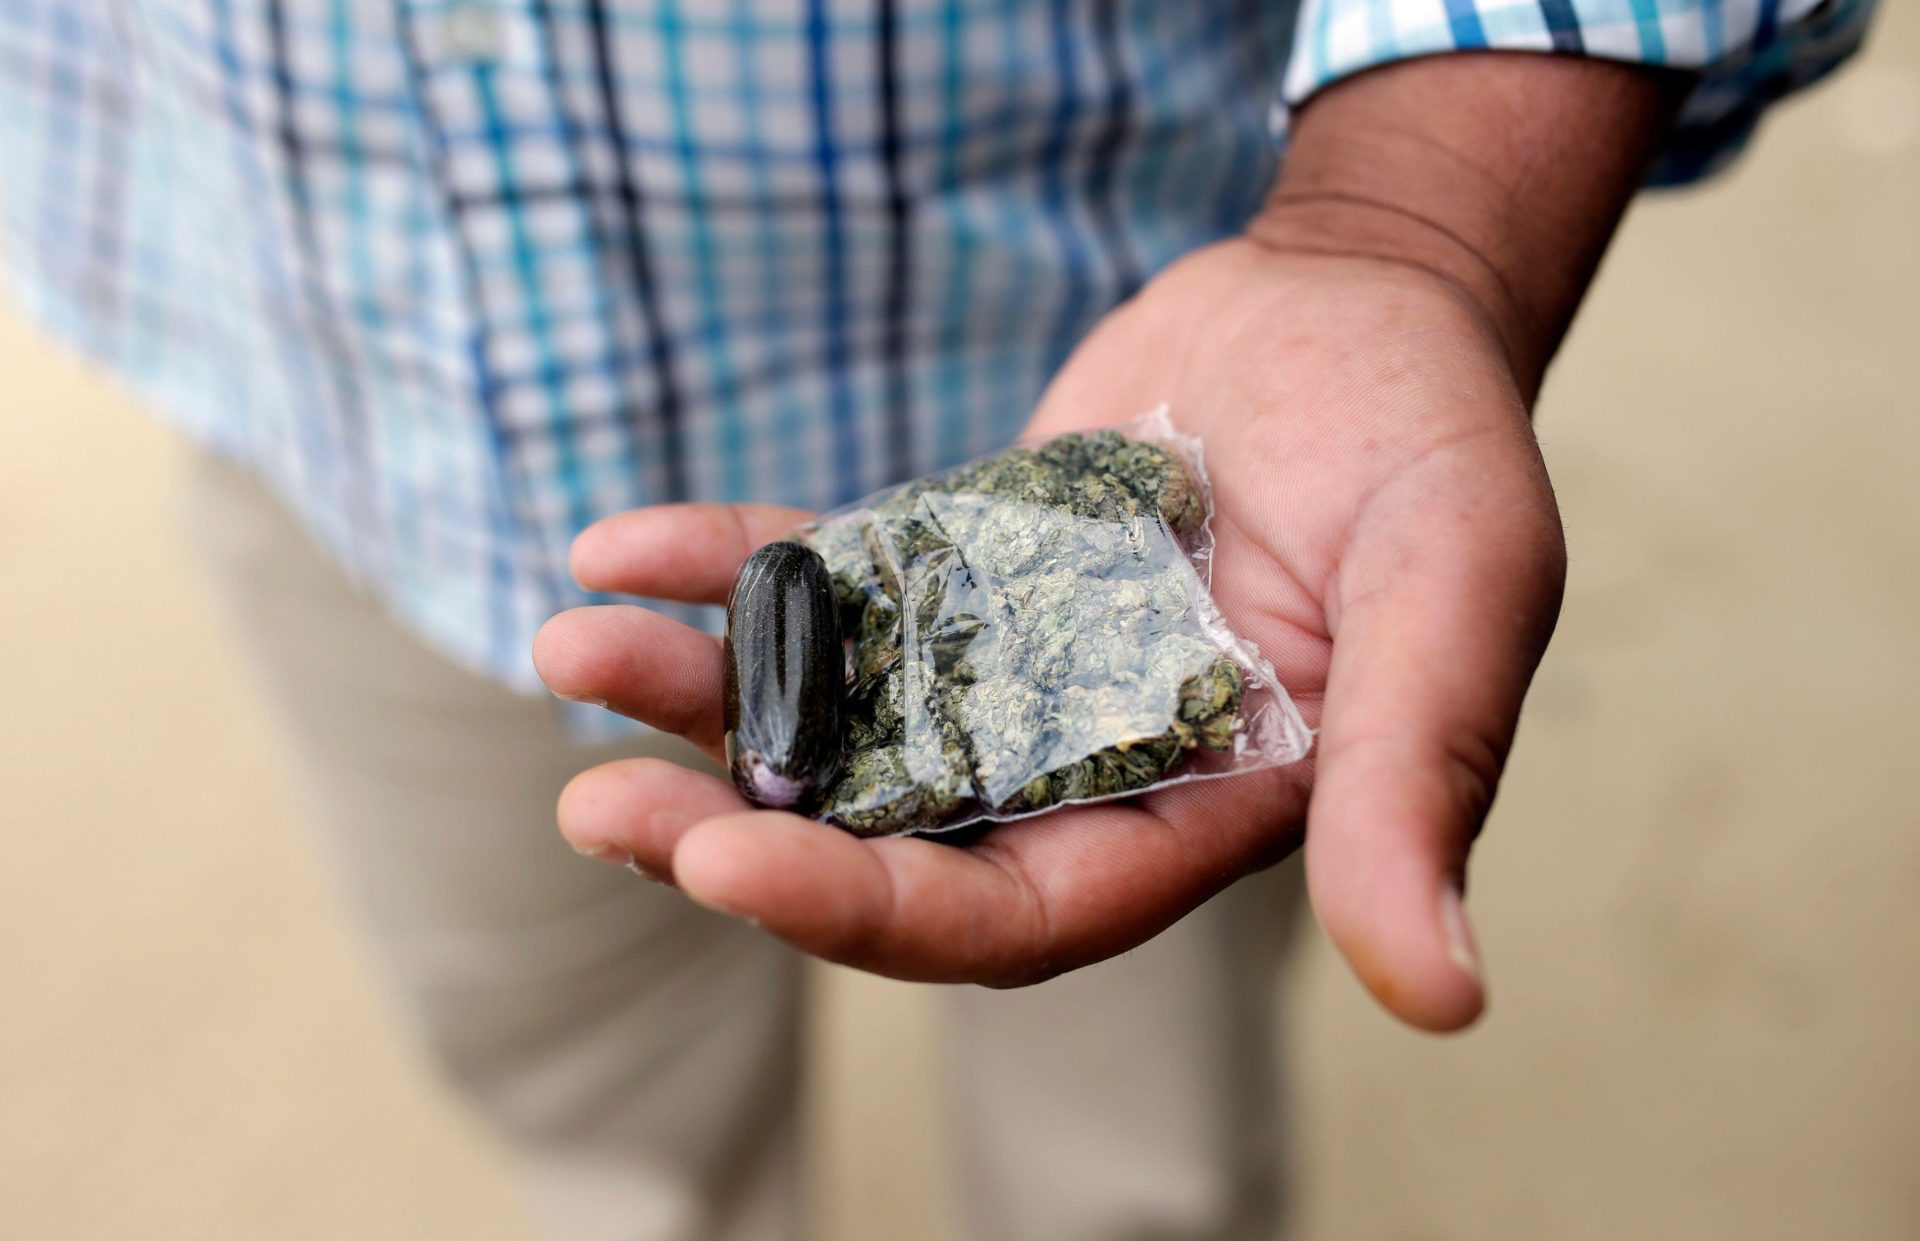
[1277,0,1881,185]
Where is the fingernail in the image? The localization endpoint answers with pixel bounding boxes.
[555,691,609,709]
[576,841,675,884]
[1440,885,1482,984]
[624,855,673,885]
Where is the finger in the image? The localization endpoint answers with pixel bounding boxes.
[558,758,748,879]
[533,605,726,750]
[1307,449,1565,1032]
[571,503,814,602]
[668,769,1303,985]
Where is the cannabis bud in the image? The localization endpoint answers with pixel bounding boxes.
[791,428,1251,837]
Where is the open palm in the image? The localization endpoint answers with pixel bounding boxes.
[535,237,1566,1031]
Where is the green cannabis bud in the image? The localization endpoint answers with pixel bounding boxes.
[796,430,1246,837]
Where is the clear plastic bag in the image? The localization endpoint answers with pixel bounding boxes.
[791,407,1312,837]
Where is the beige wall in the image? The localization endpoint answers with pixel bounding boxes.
[3,9,1916,1238]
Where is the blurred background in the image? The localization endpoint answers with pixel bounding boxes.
[3,8,1916,1240]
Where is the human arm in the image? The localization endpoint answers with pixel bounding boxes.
[534,50,1687,1030]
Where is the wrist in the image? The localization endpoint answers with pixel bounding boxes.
[1245,193,1538,379]
[1252,52,1685,399]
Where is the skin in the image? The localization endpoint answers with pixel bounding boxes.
[533,53,1685,1032]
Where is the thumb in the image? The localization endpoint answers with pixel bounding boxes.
[1306,445,1565,1031]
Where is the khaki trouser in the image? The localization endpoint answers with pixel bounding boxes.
[183,450,1304,1241]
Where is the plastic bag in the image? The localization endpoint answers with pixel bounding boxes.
[788,407,1312,837]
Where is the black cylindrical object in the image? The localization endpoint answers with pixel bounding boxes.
[724,541,846,809]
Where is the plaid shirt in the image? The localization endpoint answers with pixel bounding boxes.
[0,0,1873,693]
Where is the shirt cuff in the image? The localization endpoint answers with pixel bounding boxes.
[1276,0,1880,185]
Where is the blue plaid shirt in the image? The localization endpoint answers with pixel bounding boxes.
[0,0,1874,692]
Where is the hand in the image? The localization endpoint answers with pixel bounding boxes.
[535,54,1674,1031]
[535,236,1560,1030]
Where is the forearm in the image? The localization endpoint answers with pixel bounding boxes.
[1253,53,1688,400]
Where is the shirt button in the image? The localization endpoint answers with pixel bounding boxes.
[445,2,506,62]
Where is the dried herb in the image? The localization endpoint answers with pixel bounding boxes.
[797,431,1244,837]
